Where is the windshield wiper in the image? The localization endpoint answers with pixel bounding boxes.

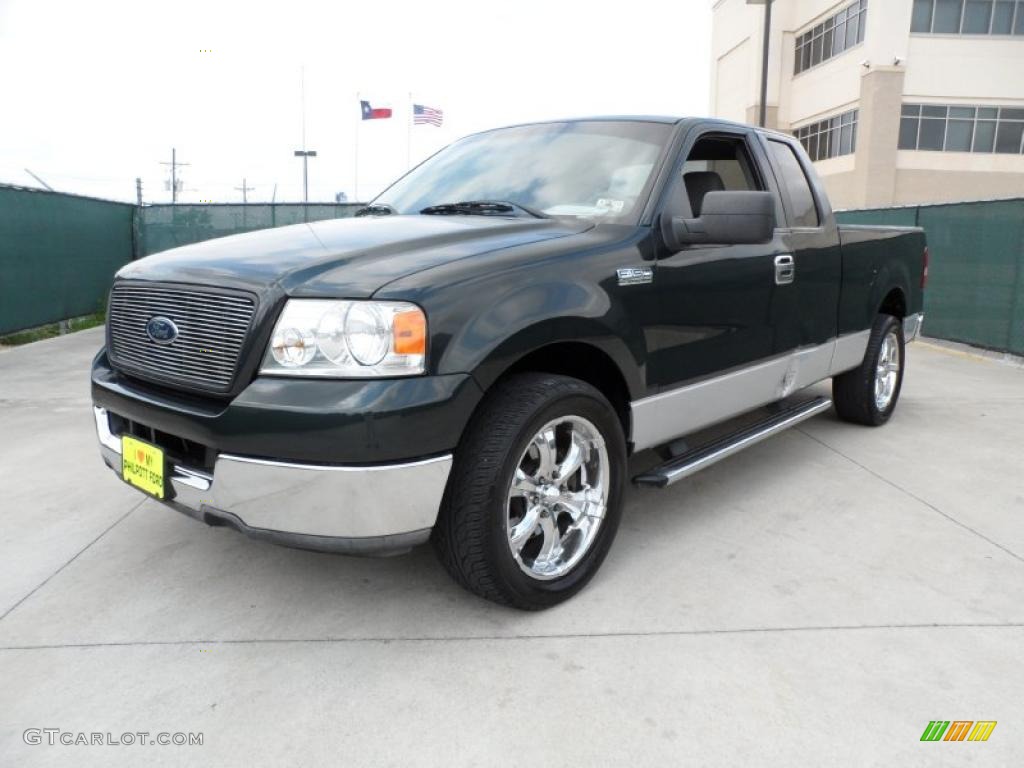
[355,203,396,217]
[419,200,550,219]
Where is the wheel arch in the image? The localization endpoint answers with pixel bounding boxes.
[869,259,912,324]
[498,340,634,439]
[879,286,907,319]
[466,326,642,449]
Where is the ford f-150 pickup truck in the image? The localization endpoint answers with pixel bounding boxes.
[92,117,927,609]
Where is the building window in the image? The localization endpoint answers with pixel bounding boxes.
[899,104,1024,153]
[911,0,1024,34]
[794,1,868,75]
[794,109,859,161]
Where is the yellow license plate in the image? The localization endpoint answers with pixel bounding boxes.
[121,436,166,499]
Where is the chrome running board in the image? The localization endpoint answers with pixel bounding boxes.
[633,396,833,488]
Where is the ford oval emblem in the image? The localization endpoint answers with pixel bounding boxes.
[145,316,179,344]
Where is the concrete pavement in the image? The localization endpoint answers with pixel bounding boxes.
[1,328,1022,766]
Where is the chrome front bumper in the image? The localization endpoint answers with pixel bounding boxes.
[94,407,451,555]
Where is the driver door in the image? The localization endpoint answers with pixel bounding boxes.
[633,126,792,450]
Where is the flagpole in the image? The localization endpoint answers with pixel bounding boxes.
[406,92,413,170]
[354,91,361,201]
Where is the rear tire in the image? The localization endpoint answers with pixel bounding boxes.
[833,313,905,426]
[432,373,626,610]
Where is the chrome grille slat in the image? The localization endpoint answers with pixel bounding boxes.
[111,307,251,320]
[109,323,248,344]
[107,336,237,372]
[111,357,235,383]
[111,351,236,380]
[109,340,242,378]
[111,315,249,330]
[108,285,256,393]
[111,296,251,313]
[110,301,252,318]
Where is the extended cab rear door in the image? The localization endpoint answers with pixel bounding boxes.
[757,135,842,358]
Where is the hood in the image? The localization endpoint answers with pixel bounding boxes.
[116,215,594,298]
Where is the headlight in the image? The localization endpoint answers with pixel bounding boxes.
[261,299,426,377]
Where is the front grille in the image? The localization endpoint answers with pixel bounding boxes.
[108,284,257,393]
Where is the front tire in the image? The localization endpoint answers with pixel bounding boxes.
[432,373,626,610]
[833,313,905,426]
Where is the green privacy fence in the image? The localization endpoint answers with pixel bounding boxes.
[0,185,362,335]
[836,198,1024,356]
[4,184,1023,355]
[136,203,362,257]
[0,185,135,334]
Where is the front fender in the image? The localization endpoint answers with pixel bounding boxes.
[438,278,646,399]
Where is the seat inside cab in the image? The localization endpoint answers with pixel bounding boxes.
[681,136,763,216]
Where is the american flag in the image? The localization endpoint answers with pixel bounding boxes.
[413,104,443,127]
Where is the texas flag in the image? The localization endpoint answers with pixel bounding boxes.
[360,100,392,120]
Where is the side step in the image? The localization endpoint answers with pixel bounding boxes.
[633,396,833,488]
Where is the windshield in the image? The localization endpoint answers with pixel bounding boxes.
[373,120,674,223]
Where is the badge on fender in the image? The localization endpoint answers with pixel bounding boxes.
[617,267,653,286]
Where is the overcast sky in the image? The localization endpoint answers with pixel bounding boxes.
[0,0,711,204]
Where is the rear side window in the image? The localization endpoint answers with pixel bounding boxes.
[767,141,820,227]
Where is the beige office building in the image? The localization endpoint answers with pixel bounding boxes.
[710,0,1024,208]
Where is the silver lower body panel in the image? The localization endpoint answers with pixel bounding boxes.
[94,407,450,555]
[630,314,923,453]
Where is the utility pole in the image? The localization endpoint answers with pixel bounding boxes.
[234,177,255,203]
[759,0,772,127]
[160,148,190,204]
[136,177,143,206]
[294,150,317,202]
[747,0,774,128]
[294,66,317,203]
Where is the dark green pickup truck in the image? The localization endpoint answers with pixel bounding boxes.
[92,117,926,609]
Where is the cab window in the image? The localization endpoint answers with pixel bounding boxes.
[767,140,820,228]
[680,136,763,216]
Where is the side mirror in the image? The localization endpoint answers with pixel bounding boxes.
[661,190,775,250]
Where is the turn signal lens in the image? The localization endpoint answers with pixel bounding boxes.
[393,308,427,356]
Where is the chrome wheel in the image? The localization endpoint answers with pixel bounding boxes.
[874,330,901,411]
[506,415,610,581]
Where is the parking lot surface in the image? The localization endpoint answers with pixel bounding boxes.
[1,327,1022,766]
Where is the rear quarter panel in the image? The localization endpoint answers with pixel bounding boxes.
[837,225,926,334]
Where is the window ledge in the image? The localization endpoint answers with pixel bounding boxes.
[793,41,865,79]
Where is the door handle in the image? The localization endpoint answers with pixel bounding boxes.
[774,254,795,286]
